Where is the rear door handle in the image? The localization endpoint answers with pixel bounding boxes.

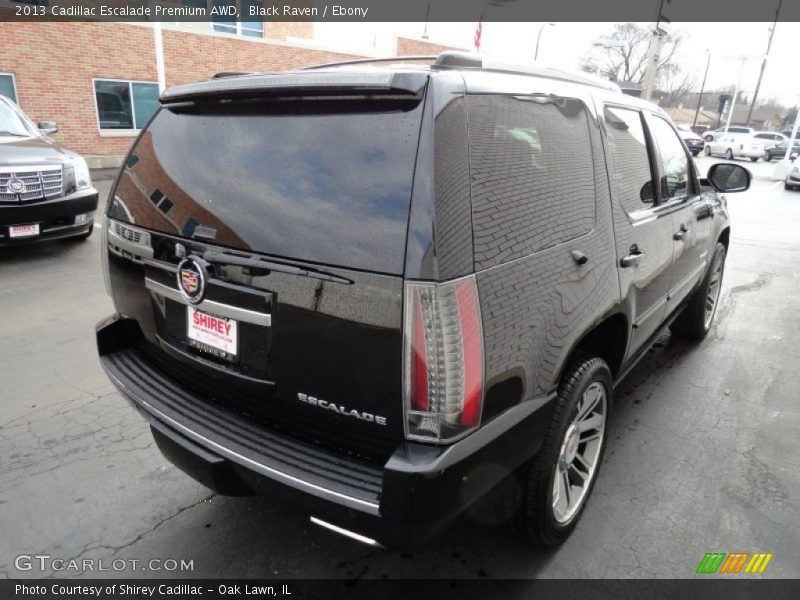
[620,248,645,268]
[673,224,690,241]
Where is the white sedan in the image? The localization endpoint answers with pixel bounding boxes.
[704,134,765,162]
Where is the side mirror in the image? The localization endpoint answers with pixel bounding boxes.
[38,121,58,135]
[640,181,655,203]
[708,163,751,193]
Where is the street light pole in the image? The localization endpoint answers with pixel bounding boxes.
[534,23,555,62]
[692,50,711,128]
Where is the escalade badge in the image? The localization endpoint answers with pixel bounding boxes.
[8,179,26,194]
[297,393,387,426]
[177,258,206,304]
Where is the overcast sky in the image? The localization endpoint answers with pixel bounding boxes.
[314,21,800,108]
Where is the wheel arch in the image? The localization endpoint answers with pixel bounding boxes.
[557,312,629,384]
[718,226,730,250]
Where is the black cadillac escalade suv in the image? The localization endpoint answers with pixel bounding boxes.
[0,95,97,244]
[96,52,750,548]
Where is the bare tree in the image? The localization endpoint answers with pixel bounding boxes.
[580,23,684,87]
[659,73,696,108]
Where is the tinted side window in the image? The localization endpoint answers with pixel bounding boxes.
[648,116,691,201]
[467,95,596,270]
[603,106,654,215]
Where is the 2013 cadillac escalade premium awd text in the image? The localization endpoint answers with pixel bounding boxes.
[96,52,751,548]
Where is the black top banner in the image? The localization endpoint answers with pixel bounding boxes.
[1,0,797,23]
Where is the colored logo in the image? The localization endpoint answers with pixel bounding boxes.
[696,552,773,574]
[177,258,206,304]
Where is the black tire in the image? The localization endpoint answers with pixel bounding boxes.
[514,355,612,546]
[704,135,714,142]
[725,149,734,160]
[764,154,772,162]
[786,183,794,191]
[750,157,758,162]
[692,151,700,157]
[704,145,712,156]
[671,243,727,341]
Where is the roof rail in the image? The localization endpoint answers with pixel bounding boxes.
[212,72,255,79]
[301,51,619,92]
[432,51,620,92]
[304,56,437,70]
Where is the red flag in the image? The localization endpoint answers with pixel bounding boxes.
[474,21,482,51]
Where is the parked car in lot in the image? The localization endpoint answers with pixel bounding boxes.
[763,140,800,161]
[703,126,753,142]
[681,131,705,156]
[786,161,800,191]
[782,130,800,139]
[0,96,97,244]
[753,131,786,144]
[704,133,764,161]
[96,52,749,549]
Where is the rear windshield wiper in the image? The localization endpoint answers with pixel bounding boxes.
[202,250,352,285]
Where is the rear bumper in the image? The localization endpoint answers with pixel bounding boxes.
[96,314,556,548]
[737,148,763,158]
[0,188,98,245]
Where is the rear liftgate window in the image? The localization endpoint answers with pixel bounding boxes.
[467,95,596,270]
[133,96,424,274]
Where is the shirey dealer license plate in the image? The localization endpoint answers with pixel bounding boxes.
[187,307,238,357]
[9,224,40,238]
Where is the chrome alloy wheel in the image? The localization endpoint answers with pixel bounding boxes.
[552,382,607,524]
[704,252,725,329]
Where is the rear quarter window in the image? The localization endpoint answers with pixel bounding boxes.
[467,95,596,270]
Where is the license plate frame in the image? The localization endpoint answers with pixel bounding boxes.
[186,306,238,358]
[9,223,40,238]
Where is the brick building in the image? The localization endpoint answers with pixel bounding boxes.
[0,19,459,166]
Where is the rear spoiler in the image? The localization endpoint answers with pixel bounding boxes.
[160,71,428,104]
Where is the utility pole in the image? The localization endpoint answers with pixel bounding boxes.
[641,0,670,102]
[724,57,748,133]
[692,50,711,128]
[746,0,783,126]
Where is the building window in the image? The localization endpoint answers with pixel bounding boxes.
[211,0,264,38]
[0,74,18,104]
[93,79,159,132]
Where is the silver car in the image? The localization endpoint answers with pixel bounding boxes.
[786,161,800,191]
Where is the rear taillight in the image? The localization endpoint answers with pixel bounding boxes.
[403,276,484,442]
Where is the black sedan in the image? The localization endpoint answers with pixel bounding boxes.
[682,133,705,156]
[0,96,97,245]
[764,140,800,161]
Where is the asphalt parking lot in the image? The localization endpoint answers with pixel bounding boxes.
[1,156,798,580]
